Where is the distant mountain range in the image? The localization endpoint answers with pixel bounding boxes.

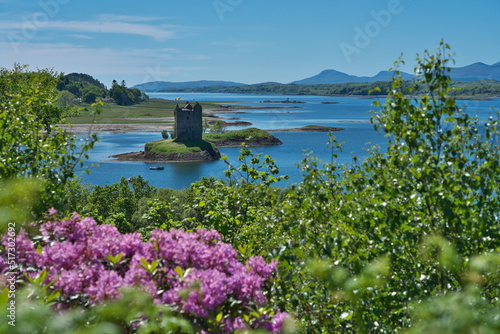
[133,80,246,92]
[133,62,500,91]
[289,70,414,85]
[447,62,500,81]
[291,62,500,85]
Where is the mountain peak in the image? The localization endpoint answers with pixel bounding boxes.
[290,61,500,85]
[449,62,500,81]
[290,69,412,85]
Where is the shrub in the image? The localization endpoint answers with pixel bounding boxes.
[0,212,290,333]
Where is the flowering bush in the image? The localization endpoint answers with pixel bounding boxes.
[0,212,289,333]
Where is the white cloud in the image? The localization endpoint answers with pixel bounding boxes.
[0,17,176,41]
[68,34,93,40]
[0,42,211,80]
[96,14,163,23]
[211,39,265,53]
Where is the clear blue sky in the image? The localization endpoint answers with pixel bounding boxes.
[1,0,499,87]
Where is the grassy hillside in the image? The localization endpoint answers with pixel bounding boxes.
[66,99,227,124]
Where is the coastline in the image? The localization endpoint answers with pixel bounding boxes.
[57,105,310,134]
[58,123,346,134]
[57,123,170,133]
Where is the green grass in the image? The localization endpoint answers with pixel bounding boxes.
[65,99,230,124]
[145,139,216,155]
[203,128,272,142]
[146,128,274,155]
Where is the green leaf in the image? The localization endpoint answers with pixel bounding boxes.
[174,266,184,278]
[46,290,61,304]
[107,253,124,265]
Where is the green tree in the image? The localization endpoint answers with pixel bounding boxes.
[57,90,79,110]
[202,118,210,133]
[0,64,98,216]
[109,81,147,106]
[279,42,500,331]
[81,85,105,104]
[83,176,157,233]
[209,120,227,134]
[64,81,84,97]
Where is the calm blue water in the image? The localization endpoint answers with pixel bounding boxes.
[78,94,500,189]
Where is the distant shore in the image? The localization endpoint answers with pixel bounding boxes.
[58,105,310,134]
[57,123,345,134]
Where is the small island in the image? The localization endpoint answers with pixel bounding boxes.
[113,138,222,162]
[112,102,282,163]
[204,127,282,147]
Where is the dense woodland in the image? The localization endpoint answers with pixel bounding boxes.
[1,45,499,333]
[161,79,500,100]
[57,73,148,106]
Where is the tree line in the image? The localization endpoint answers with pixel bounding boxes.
[57,73,148,106]
[161,79,500,98]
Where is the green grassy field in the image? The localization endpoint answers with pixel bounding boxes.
[66,99,227,124]
[145,139,216,154]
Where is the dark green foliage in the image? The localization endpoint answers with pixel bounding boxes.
[183,148,288,247]
[58,73,150,106]
[110,81,148,106]
[58,72,107,91]
[57,73,108,101]
[81,85,106,103]
[82,176,157,233]
[64,81,85,97]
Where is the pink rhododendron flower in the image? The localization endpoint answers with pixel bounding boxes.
[0,214,289,333]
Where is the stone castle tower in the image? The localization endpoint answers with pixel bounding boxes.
[174,102,203,141]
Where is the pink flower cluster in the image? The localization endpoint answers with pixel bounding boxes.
[0,213,288,333]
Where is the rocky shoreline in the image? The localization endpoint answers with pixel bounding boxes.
[111,134,283,162]
[112,145,222,162]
